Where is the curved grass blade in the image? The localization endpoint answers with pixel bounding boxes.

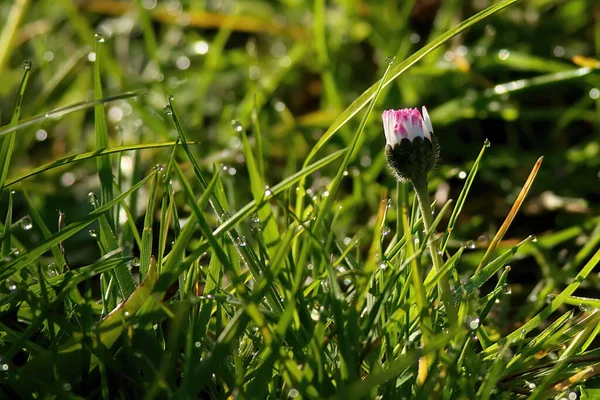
[5,141,187,187]
[139,171,159,279]
[0,90,145,138]
[0,61,31,193]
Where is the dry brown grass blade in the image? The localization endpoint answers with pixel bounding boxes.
[550,362,600,395]
[83,0,307,40]
[476,156,544,272]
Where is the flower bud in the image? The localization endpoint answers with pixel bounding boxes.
[383,106,439,183]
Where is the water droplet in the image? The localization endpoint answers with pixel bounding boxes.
[1,364,8,371]
[385,56,395,65]
[123,311,131,318]
[163,104,172,115]
[568,391,578,400]
[530,235,538,243]
[527,381,536,390]
[458,171,467,179]
[168,94,174,101]
[231,120,243,132]
[22,60,31,70]
[131,258,140,267]
[465,240,476,249]
[288,389,299,398]
[484,138,491,148]
[88,192,98,206]
[94,33,105,42]
[502,284,512,295]
[310,308,320,321]
[264,186,272,197]
[379,262,387,270]
[236,237,247,247]
[468,317,480,330]
[194,341,201,348]
[17,216,33,230]
[579,303,590,312]
[382,226,391,236]
[546,294,556,304]
[504,265,511,272]
[153,164,164,172]
[498,49,510,61]
[46,263,58,277]
[62,383,72,391]
[520,328,527,338]
[89,229,97,238]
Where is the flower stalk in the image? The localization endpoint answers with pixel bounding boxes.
[383,106,457,323]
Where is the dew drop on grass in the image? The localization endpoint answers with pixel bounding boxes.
[231,120,243,132]
[264,186,272,197]
[530,235,538,243]
[131,258,140,267]
[502,284,512,295]
[579,303,590,312]
[162,104,172,115]
[382,226,391,236]
[88,229,97,238]
[168,94,174,101]
[1,364,8,371]
[465,240,476,249]
[288,389,299,398]
[194,341,201,348]
[62,383,72,392]
[458,171,467,179]
[504,265,511,272]
[153,164,164,172]
[88,192,98,206]
[546,294,556,304]
[385,56,395,65]
[94,33,105,43]
[484,138,491,147]
[17,216,33,230]
[468,317,480,330]
[22,60,31,70]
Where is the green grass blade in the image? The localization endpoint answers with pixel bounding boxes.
[139,170,160,279]
[5,141,186,187]
[0,61,31,193]
[93,36,115,229]
[0,90,145,138]
[441,141,488,253]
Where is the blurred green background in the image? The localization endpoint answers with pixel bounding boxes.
[0,0,599,290]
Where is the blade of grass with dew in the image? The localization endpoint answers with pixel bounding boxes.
[455,235,534,302]
[139,169,160,279]
[295,0,519,222]
[313,59,393,234]
[477,156,543,272]
[0,171,158,281]
[89,192,136,300]
[155,168,222,293]
[441,141,488,253]
[0,90,145,138]
[22,190,67,268]
[2,190,14,258]
[93,36,115,230]
[240,117,280,253]
[483,245,600,357]
[0,61,31,194]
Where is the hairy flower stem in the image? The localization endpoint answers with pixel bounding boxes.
[412,178,458,323]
